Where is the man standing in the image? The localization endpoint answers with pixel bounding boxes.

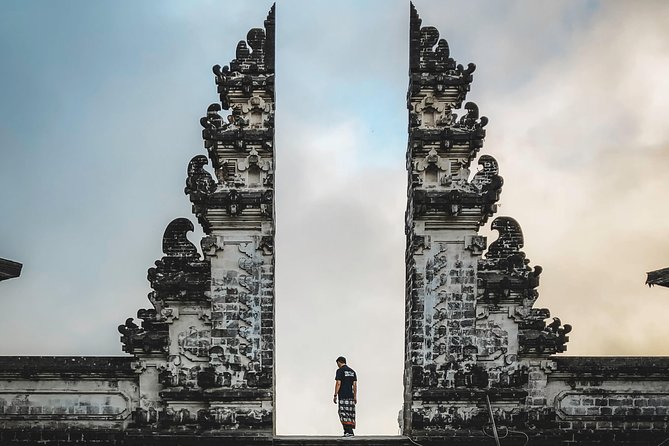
[333,356,357,437]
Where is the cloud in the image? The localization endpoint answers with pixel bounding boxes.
[478,0,669,355]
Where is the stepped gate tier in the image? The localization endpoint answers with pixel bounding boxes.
[2,4,669,446]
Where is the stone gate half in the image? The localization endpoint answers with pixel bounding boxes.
[1,5,277,445]
[402,3,669,445]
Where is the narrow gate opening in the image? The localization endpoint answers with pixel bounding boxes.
[274,1,409,436]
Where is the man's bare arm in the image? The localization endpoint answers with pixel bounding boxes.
[353,381,357,404]
[333,380,341,404]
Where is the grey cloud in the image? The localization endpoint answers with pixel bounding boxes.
[475,0,669,357]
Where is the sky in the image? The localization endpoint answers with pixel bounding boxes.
[1,0,669,437]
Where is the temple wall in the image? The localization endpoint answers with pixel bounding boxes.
[549,357,669,432]
[0,357,138,434]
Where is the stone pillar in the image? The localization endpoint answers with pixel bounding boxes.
[403,4,497,433]
[119,5,276,437]
[404,4,571,438]
[187,4,276,434]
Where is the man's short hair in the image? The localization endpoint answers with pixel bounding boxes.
[336,356,347,364]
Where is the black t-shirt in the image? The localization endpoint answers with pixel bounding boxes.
[335,365,357,399]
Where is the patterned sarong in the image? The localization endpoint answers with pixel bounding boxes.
[338,398,356,428]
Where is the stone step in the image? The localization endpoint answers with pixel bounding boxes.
[121,433,416,446]
[274,436,414,446]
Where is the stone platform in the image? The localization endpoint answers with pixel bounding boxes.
[274,437,413,446]
[0,433,415,446]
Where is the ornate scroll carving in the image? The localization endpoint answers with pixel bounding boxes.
[118,314,168,354]
[147,218,210,302]
[457,102,488,129]
[409,3,475,104]
[478,217,540,303]
[185,155,217,230]
[517,310,572,355]
[478,217,570,354]
[120,218,210,355]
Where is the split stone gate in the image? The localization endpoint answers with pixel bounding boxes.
[2,4,669,445]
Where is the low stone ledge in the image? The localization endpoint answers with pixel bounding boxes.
[553,356,669,378]
[204,388,273,401]
[0,356,136,379]
[415,388,528,402]
[0,430,667,445]
[411,428,669,445]
[124,431,274,446]
[0,428,125,444]
[273,436,412,446]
